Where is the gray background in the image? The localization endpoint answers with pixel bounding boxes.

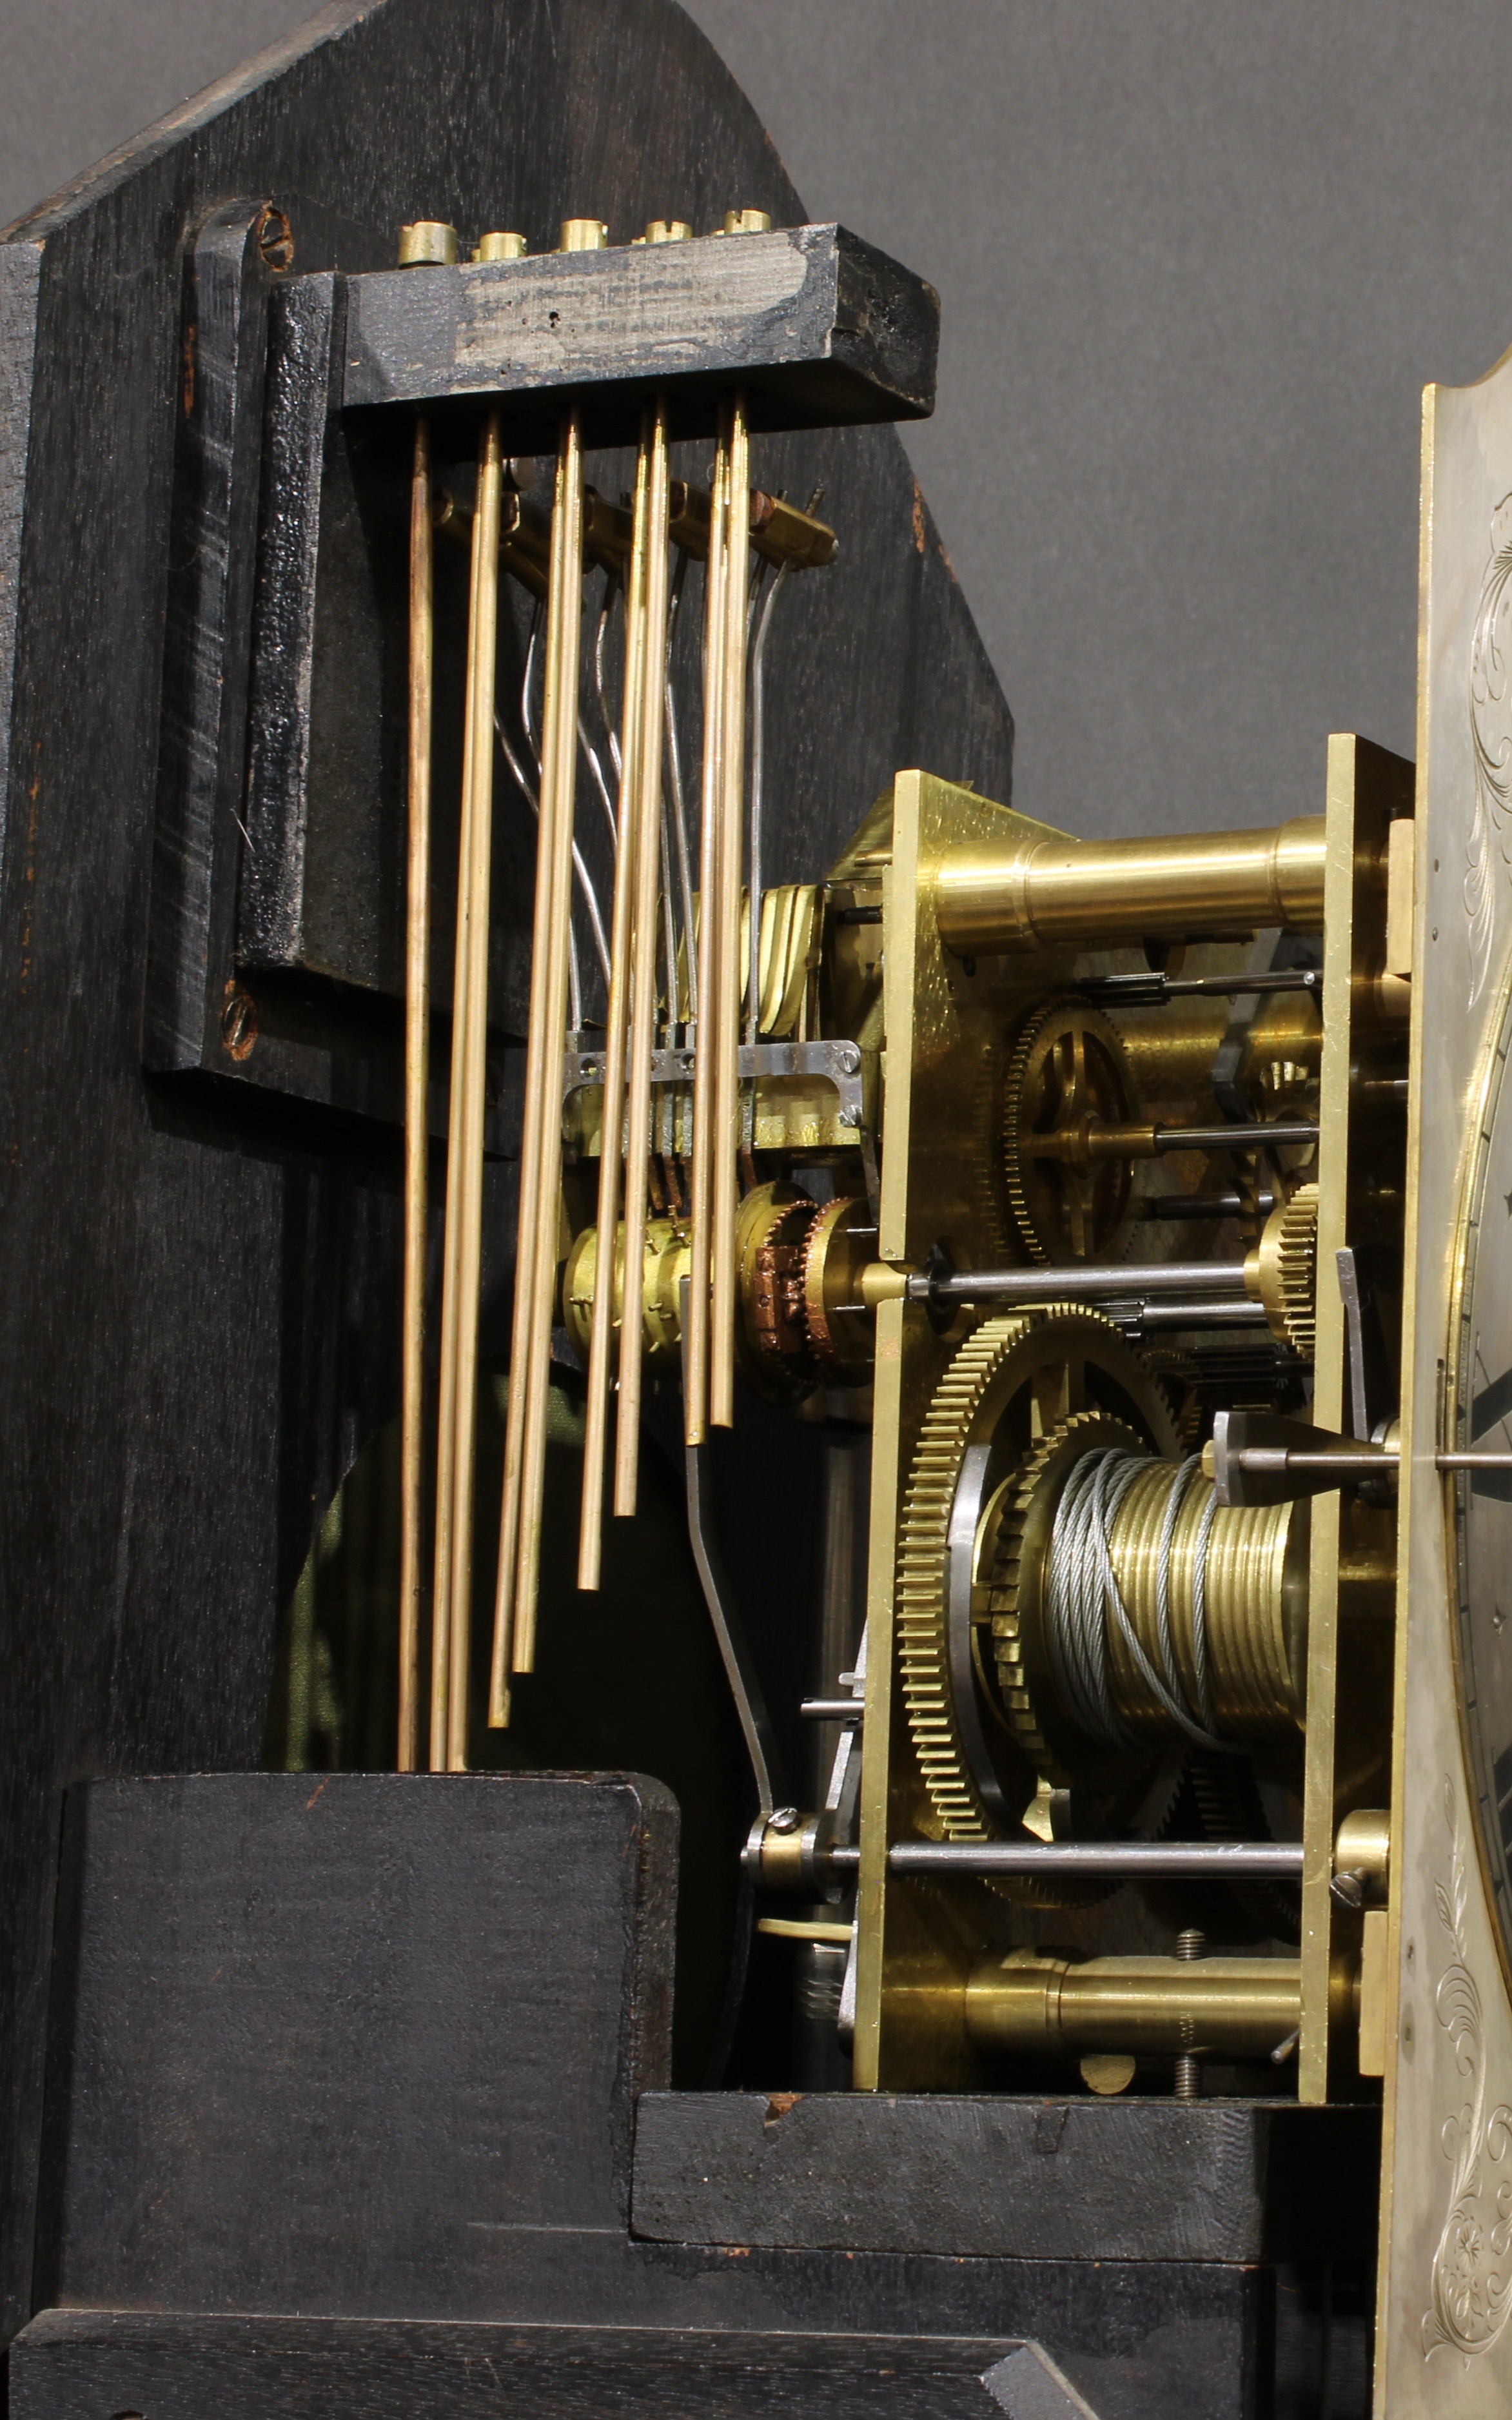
[6,0,1512,839]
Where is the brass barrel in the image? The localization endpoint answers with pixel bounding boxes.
[1103,1463,1308,1738]
[965,1947,1309,2062]
[935,817,1328,956]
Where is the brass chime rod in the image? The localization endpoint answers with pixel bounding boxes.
[578,420,653,1586]
[399,412,432,1774]
[684,422,732,1445]
[492,406,585,1710]
[430,408,505,1773]
[614,400,673,1513]
[709,395,751,1429]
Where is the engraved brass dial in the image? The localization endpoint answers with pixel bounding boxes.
[1450,980,1512,1988]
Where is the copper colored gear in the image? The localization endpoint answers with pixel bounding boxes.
[748,1196,821,1386]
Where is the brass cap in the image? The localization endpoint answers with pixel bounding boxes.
[397,221,460,266]
[474,230,527,261]
[722,206,773,235]
[560,217,609,251]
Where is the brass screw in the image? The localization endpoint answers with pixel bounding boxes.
[642,219,692,245]
[221,981,259,1062]
[397,221,460,266]
[721,207,772,235]
[256,206,295,273]
[475,231,527,262]
[1173,1927,1204,2101]
[560,218,609,252]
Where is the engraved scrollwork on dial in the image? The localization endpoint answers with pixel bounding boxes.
[1466,495,1512,1010]
[1422,1778,1512,2365]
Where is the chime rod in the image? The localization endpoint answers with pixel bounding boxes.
[430,407,505,1771]
[493,404,587,1702]
[399,411,431,1775]
[710,394,751,1428]
[578,420,652,1588]
[747,558,790,1044]
[685,429,731,1444]
[512,607,604,1010]
[615,399,673,1513]
[665,552,696,1024]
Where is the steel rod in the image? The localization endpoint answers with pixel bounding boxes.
[615,400,673,1514]
[1127,1299,1270,1331]
[917,1259,1252,1305]
[1156,1120,1317,1152]
[1231,1447,1512,1475]
[400,413,432,1775]
[577,421,651,1587]
[1079,968,1322,1005]
[823,1840,1306,1879]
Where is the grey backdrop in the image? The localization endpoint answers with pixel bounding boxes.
[7,0,1512,840]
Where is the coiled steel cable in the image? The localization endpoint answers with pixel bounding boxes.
[1045,1448,1235,1755]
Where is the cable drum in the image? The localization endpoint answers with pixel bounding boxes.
[1039,1446,1306,1753]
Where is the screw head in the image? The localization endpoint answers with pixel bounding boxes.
[221,981,259,1061]
[768,1806,801,1835]
[256,206,294,273]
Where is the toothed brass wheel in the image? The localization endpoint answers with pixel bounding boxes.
[1001,996,1142,1264]
[895,1309,1179,1899]
[1246,1181,1319,1357]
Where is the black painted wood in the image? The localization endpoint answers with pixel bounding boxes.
[7,2314,1066,2420]
[630,2090,1380,2267]
[0,0,1012,2350]
[35,1774,676,2317]
[342,223,939,444]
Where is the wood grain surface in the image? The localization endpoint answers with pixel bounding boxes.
[0,0,1012,2354]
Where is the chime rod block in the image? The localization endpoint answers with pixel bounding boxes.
[340,223,938,443]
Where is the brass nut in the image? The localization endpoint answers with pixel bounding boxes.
[397,219,460,266]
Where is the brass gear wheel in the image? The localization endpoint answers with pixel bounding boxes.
[800,1194,874,1384]
[987,1407,1148,1785]
[1001,996,1141,1264]
[896,1307,1178,1845]
[1248,1181,1319,1357]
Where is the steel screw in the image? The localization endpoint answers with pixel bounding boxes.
[768,1806,801,1835]
[1173,1927,1204,2101]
